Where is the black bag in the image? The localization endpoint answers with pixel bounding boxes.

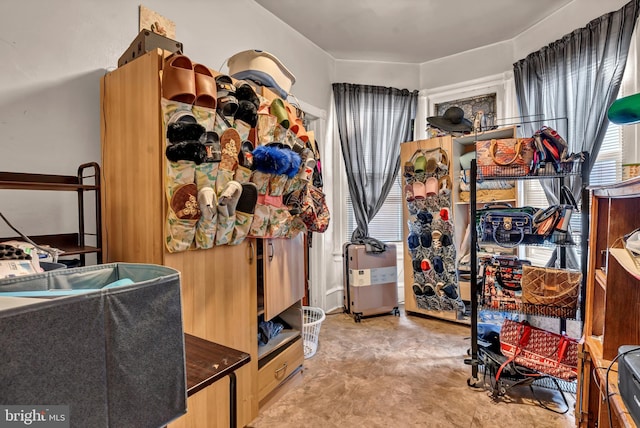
[479,207,536,248]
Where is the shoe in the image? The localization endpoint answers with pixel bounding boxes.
[432,256,444,274]
[417,210,433,224]
[425,177,438,196]
[405,184,415,202]
[441,283,459,300]
[218,181,243,217]
[432,230,442,248]
[193,64,217,109]
[413,181,426,200]
[197,187,217,221]
[270,98,290,129]
[162,54,196,104]
[203,131,221,162]
[414,154,427,173]
[404,161,414,177]
[420,232,432,248]
[215,75,238,117]
[235,82,260,109]
[166,121,206,144]
[412,284,424,296]
[219,128,242,171]
[235,101,258,128]
[171,183,200,220]
[165,141,208,164]
[236,183,259,215]
[423,284,436,297]
[407,233,420,250]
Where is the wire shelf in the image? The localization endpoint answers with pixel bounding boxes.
[478,231,580,248]
[476,159,583,181]
[480,302,578,320]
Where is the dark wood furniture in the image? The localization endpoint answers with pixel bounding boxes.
[184,333,251,428]
[576,176,640,427]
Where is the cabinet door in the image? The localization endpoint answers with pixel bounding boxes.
[263,234,305,321]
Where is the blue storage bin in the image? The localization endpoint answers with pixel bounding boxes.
[0,263,186,428]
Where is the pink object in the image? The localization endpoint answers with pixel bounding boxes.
[413,181,426,199]
[425,177,438,196]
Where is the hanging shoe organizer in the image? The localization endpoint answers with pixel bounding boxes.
[402,139,465,317]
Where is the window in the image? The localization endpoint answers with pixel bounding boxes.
[523,123,623,265]
[345,172,403,243]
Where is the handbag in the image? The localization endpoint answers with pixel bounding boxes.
[481,255,531,310]
[296,183,330,233]
[476,138,536,177]
[520,265,581,311]
[532,185,578,237]
[531,126,570,174]
[479,208,536,247]
[498,319,579,381]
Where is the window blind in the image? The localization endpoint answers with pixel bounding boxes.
[345,172,403,243]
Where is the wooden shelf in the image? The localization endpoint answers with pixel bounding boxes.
[579,177,640,427]
[610,248,640,280]
[595,269,607,291]
[257,329,300,360]
[0,233,100,257]
[585,336,637,428]
[455,198,516,205]
[0,171,99,191]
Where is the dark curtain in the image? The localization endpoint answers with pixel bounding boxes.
[333,83,418,243]
[513,0,640,268]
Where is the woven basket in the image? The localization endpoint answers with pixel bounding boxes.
[521,265,581,309]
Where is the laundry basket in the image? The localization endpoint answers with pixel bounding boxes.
[302,306,326,359]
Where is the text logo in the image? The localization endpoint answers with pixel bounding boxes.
[0,406,69,428]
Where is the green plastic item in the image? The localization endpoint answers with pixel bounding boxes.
[608,92,640,125]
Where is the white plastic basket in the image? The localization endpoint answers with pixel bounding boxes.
[302,306,326,359]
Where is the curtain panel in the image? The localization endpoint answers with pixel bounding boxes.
[513,0,640,268]
[332,83,417,243]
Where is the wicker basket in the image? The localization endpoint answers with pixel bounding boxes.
[521,265,581,309]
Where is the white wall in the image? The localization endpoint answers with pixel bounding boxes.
[0,0,334,239]
[334,59,420,90]
[419,0,631,90]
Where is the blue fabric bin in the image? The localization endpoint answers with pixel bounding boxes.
[0,263,186,428]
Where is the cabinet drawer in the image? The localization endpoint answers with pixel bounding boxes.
[258,338,304,402]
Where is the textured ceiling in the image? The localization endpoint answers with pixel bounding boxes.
[254,0,574,63]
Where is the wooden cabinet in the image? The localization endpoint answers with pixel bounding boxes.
[101,50,258,427]
[101,49,306,427]
[257,234,305,406]
[261,234,305,320]
[577,177,640,428]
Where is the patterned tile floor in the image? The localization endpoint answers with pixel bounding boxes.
[249,306,574,428]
